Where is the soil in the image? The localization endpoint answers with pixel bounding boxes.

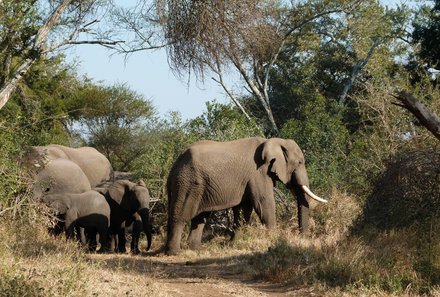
[87,248,322,297]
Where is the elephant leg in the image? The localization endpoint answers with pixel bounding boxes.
[116,228,127,253]
[130,220,142,255]
[231,200,253,241]
[166,220,185,255]
[64,211,77,240]
[188,212,210,250]
[65,225,75,239]
[252,196,276,228]
[233,199,253,229]
[109,233,116,252]
[248,180,276,228]
[85,228,98,252]
[97,221,110,253]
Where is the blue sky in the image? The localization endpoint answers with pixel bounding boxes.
[67,43,231,120]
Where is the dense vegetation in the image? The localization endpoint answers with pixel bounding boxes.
[0,0,439,295]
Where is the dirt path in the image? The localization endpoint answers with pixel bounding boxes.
[87,250,319,297]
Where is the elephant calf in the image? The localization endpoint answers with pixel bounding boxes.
[41,190,111,253]
[95,179,153,254]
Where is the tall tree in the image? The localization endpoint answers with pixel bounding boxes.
[116,0,362,135]
[68,83,155,171]
[0,0,122,110]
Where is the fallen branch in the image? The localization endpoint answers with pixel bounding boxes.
[391,91,440,141]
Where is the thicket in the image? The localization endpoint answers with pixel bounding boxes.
[1,0,440,295]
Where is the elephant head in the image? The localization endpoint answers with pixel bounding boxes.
[41,193,69,215]
[261,138,327,233]
[108,179,152,250]
[33,159,92,199]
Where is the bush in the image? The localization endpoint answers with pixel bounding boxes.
[359,148,440,231]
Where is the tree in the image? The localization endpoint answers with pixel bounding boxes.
[187,101,263,141]
[68,83,155,171]
[412,0,440,70]
[116,0,363,135]
[0,0,123,110]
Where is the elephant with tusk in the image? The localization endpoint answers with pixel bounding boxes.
[165,137,327,255]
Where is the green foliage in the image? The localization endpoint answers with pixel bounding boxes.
[1,56,77,146]
[68,82,155,171]
[280,96,348,192]
[412,0,440,69]
[187,101,263,141]
[131,112,193,196]
[0,1,39,82]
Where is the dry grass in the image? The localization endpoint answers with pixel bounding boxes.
[0,212,164,297]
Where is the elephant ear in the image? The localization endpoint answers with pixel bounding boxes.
[108,180,132,204]
[134,184,150,207]
[262,138,290,184]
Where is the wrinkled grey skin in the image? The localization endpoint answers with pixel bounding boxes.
[95,180,153,254]
[27,144,114,188]
[166,137,316,255]
[41,191,111,253]
[33,159,92,199]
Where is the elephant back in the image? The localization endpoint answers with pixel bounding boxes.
[53,145,113,187]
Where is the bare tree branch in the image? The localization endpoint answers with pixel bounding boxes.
[340,38,381,104]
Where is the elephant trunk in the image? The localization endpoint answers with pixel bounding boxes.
[290,168,327,233]
[138,208,152,250]
[290,186,310,233]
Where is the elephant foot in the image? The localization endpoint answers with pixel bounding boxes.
[188,241,202,250]
[115,247,126,254]
[165,247,180,256]
[131,248,141,255]
[88,246,97,253]
[97,248,110,254]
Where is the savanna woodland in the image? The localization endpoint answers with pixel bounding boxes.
[0,0,439,296]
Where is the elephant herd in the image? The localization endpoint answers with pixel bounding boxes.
[27,137,327,256]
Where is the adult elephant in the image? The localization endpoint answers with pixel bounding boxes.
[96,179,153,254]
[41,190,111,253]
[165,137,327,255]
[27,144,113,188]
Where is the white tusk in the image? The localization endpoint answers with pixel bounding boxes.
[301,185,328,203]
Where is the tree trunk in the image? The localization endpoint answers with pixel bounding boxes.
[0,58,35,110]
[0,0,73,110]
[340,39,380,105]
[392,91,440,141]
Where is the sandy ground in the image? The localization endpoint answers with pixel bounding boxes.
[86,248,322,297]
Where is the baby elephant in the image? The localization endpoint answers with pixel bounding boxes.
[41,190,111,253]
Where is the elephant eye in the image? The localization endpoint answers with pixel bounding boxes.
[45,187,50,192]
